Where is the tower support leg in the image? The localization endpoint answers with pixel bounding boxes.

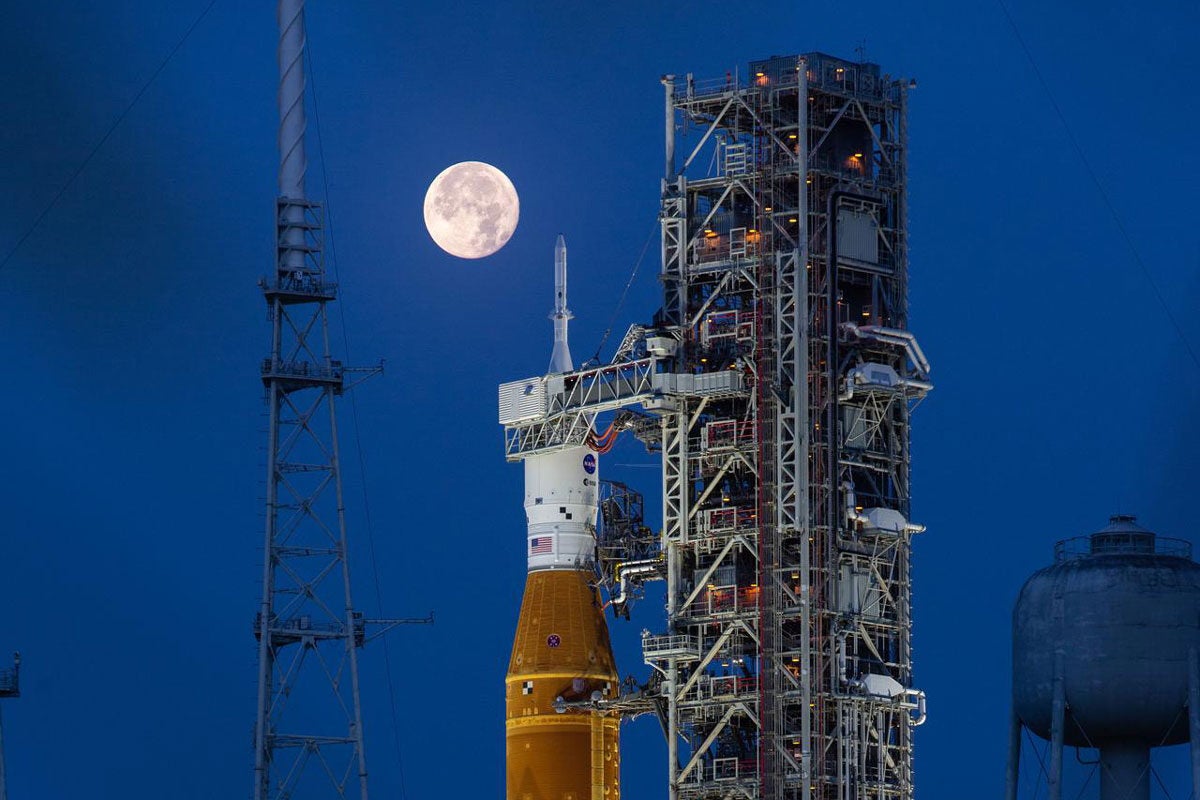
[1099,740,1149,800]
[1189,647,1200,797]
[1048,652,1065,800]
[1005,705,1021,800]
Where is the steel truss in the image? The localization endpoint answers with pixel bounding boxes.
[648,54,929,800]
[254,192,385,800]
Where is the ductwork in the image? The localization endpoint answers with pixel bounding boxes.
[841,323,931,379]
[842,481,926,535]
[605,560,661,609]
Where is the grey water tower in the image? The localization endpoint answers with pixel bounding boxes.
[1006,515,1200,800]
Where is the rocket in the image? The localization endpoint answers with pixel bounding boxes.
[506,236,621,800]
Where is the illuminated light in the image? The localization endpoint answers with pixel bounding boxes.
[748,229,757,234]
[806,177,812,184]
[764,206,773,212]
[755,71,765,77]
[700,357,708,363]
[788,133,797,140]
[788,218,798,223]
[853,152,864,159]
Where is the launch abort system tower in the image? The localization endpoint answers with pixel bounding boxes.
[501,53,929,800]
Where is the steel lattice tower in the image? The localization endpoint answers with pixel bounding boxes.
[252,2,382,797]
[646,54,929,800]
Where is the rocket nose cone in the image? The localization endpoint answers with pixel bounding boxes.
[556,234,566,250]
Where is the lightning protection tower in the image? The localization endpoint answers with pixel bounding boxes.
[252,2,390,797]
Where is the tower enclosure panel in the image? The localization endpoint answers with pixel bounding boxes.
[647,53,927,800]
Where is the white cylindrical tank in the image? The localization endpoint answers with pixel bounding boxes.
[523,446,599,571]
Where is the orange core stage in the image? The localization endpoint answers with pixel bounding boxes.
[506,568,620,800]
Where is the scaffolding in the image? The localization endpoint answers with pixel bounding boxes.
[649,54,929,800]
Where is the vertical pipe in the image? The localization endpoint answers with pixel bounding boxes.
[1189,647,1200,797]
[795,60,813,800]
[278,0,307,270]
[1099,741,1150,800]
[662,75,675,183]
[1048,651,1065,800]
[1005,706,1022,800]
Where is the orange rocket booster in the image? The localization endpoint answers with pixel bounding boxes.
[504,237,620,800]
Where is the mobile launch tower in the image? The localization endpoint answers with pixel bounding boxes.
[501,52,929,800]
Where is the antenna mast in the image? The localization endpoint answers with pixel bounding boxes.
[251,1,382,796]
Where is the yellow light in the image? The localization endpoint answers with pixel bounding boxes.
[764,206,773,212]
[788,218,798,223]
[853,152,864,159]
[788,133,797,140]
[756,71,765,78]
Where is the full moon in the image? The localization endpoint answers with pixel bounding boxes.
[423,161,519,259]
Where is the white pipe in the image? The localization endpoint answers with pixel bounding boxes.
[842,323,931,377]
[607,561,659,609]
[903,690,927,726]
[277,0,307,271]
[859,325,931,377]
[842,481,866,525]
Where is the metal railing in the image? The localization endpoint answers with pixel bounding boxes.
[1055,533,1192,562]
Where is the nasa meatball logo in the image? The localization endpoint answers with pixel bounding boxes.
[582,453,596,475]
[546,634,561,648]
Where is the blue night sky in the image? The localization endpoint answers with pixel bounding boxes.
[1,1,1198,798]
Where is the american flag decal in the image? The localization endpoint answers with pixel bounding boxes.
[522,680,534,695]
[530,536,553,555]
